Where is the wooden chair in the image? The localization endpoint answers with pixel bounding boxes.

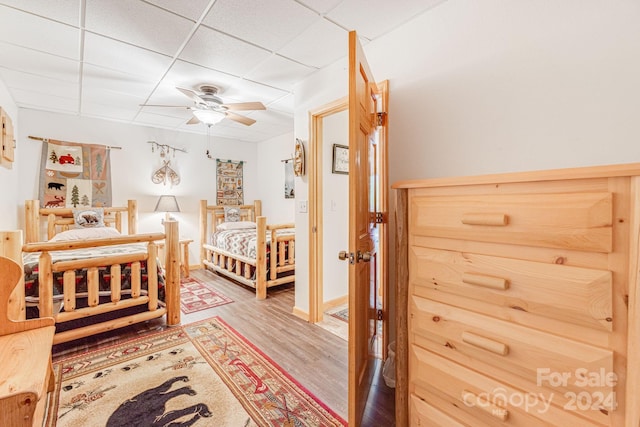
[0,256,56,427]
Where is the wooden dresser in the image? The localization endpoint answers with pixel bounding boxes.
[393,163,640,426]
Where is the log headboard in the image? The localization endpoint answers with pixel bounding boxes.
[24,199,138,244]
[198,199,262,265]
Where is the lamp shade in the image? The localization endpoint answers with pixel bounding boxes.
[193,109,225,125]
[154,195,180,213]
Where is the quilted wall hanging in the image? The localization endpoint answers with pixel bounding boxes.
[216,159,243,206]
[38,139,112,208]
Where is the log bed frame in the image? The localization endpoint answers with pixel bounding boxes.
[18,199,181,344]
[199,200,295,300]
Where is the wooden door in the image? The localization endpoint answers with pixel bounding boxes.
[348,30,379,426]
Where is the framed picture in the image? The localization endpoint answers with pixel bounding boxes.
[332,144,349,174]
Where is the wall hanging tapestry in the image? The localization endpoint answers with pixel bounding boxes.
[39,139,112,208]
[216,158,244,205]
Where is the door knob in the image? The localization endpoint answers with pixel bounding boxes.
[359,251,372,262]
[338,250,349,261]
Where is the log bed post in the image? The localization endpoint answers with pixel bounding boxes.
[0,230,26,321]
[127,200,137,234]
[199,200,207,267]
[256,216,267,300]
[164,219,180,326]
[24,200,39,244]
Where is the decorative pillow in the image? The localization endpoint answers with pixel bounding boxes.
[49,227,120,242]
[223,206,241,222]
[216,221,256,231]
[73,208,105,228]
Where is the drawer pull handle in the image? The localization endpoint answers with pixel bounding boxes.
[462,390,509,421]
[461,213,508,226]
[462,273,509,290]
[462,331,509,356]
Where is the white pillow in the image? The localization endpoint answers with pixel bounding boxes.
[49,227,121,242]
[216,221,256,231]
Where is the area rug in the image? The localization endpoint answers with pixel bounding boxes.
[46,316,346,426]
[326,305,348,323]
[180,276,233,314]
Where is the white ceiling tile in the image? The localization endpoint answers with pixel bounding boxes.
[179,26,271,76]
[327,0,445,40]
[134,111,189,127]
[0,42,79,83]
[154,60,241,102]
[0,0,80,26]
[244,54,317,91]
[10,87,78,114]
[0,5,79,59]
[278,18,348,69]
[222,79,290,105]
[267,93,295,114]
[84,0,194,56]
[296,0,343,15]
[0,68,78,99]
[82,64,156,98]
[83,33,173,79]
[81,101,139,121]
[143,0,211,21]
[203,0,319,51]
[81,86,147,109]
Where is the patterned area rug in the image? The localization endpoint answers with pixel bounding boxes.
[46,316,346,426]
[326,305,348,323]
[180,276,233,314]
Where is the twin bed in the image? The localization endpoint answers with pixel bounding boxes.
[199,200,296,300]
[4,198,293,346]
[12,200,181,345]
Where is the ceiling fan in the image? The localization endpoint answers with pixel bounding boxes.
[140,85,266,126]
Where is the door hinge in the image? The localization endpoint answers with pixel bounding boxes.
[376,112,387,127]
[377,309,384,321]
[371,211,386,224]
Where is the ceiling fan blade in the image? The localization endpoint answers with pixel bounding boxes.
[176,87,205,103]
[226,111,256,126]
[223,101,266,111]
[186,116,200,125]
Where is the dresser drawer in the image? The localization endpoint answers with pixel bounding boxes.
[411,345,606,427]
[411,393,467,426]
[410,296,616,425]
[410,246,613,332]
[409,191,612,252]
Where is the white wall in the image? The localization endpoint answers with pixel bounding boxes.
[293,57,348,312]
[256,131,296,223]
[14,109,260,263]
[0,79,19,230]
[322,110,348,303]
[372,0,640,183]
[293,0,640,315]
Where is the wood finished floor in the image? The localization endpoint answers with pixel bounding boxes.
[51,268,395,426]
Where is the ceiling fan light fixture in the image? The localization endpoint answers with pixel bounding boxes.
[193,109,225,125]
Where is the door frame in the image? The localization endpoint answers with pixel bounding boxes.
[308,97,348,323]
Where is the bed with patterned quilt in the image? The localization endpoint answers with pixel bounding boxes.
[199,200,295,299]
[21,199,181,344]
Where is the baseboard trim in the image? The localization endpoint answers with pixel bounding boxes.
[292,306,309,321]
[322,295,348,312]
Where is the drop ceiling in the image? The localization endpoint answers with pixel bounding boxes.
[0,0,444,142]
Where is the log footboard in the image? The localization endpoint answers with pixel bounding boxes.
[21,221,181,344]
